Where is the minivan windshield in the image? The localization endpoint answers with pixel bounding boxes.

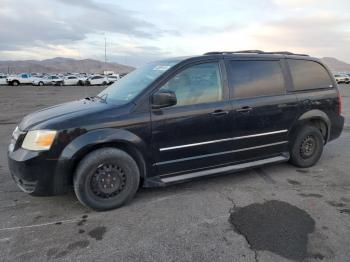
[98,60,180,104]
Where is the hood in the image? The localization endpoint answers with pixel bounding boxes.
[19,99,115,131]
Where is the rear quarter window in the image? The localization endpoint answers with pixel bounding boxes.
[287,59,333,91]
[228,60,286,99]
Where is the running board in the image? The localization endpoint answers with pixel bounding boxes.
[160,154,289,184]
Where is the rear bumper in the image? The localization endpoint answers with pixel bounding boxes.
[8,148,70,195]
[329,115,344,142]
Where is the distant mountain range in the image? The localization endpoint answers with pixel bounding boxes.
[0,56,348,74]
[0,57,134,74]
[320,57,350,72]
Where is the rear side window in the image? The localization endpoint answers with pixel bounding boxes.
[287,59,332,91]
[229,60,285,98]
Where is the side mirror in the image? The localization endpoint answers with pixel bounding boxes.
[152,90,177,109]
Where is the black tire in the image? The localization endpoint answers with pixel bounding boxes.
[12,80,19,86]
[102,81,107,85]
[39,82,44,86]
[74,148,140,211]
[289,125,324,168]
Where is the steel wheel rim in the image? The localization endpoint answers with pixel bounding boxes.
[300,135,316,159]
[90,163,126,199]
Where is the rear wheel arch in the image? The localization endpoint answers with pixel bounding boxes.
[289,110,330,144]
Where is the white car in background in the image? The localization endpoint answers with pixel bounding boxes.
[107,75,120,84]
[6,73,34,86]
[0,75,7,85]
[85,75,108,86]
[63,76,80,86]
[32,75,64,86]
[334,73,350,84]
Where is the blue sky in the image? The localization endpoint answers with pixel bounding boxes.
[0,0,349,66]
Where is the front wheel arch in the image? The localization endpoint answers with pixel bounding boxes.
[69,141,147,188]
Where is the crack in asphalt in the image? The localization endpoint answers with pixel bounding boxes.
[219,192,259,261]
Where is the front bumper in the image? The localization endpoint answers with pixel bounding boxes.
[8,147,70,195]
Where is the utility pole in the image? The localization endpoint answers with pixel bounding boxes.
[104,35,107,66]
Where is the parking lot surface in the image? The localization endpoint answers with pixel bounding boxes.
[0,85,349,262]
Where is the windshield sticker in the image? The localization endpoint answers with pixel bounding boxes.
[152,65,171,71]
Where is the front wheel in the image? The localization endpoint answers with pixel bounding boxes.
[74,148,140,211]
[289,125,324,168]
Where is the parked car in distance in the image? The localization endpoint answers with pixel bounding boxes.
[334,73,350,84]
[0,75,7,85]
[85,75,108,85]
[107,75,120,84]
[7,73,34,86]
[32,75,63,86]
[8,50,344,211]
[63,76,80,86]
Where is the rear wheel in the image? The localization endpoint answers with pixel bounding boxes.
[39,82,44,86]
[12,80,19,86]
[74,148,140,211]
[289,125,324,168]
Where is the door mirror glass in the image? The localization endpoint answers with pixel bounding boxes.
[152,90,177,109]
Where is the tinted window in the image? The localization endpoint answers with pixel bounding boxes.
[159,62,222,106]
[288,59,332,90]
[229,60,285,98]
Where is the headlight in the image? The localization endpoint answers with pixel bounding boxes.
[22,130,57,151]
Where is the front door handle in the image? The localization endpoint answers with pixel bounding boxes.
[210,109,229,116]
[236,106,252,113]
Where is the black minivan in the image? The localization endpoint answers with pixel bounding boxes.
[8,51,344,210]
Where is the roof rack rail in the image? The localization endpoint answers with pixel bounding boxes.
[203,50,309,56]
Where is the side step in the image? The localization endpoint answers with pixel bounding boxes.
[160,154,289,184]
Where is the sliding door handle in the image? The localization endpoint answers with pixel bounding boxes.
[210,109,229,116]
[236,106,252,113]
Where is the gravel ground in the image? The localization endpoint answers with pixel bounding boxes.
[0,84,349,262]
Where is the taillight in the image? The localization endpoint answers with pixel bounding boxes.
[338,92,342,115]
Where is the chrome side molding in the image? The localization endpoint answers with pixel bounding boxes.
[160,129,288,151]
[155,141,288,166]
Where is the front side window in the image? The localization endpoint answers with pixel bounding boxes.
[288,59,332,90]
[159,63,222,107]
[229,60,285,99]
